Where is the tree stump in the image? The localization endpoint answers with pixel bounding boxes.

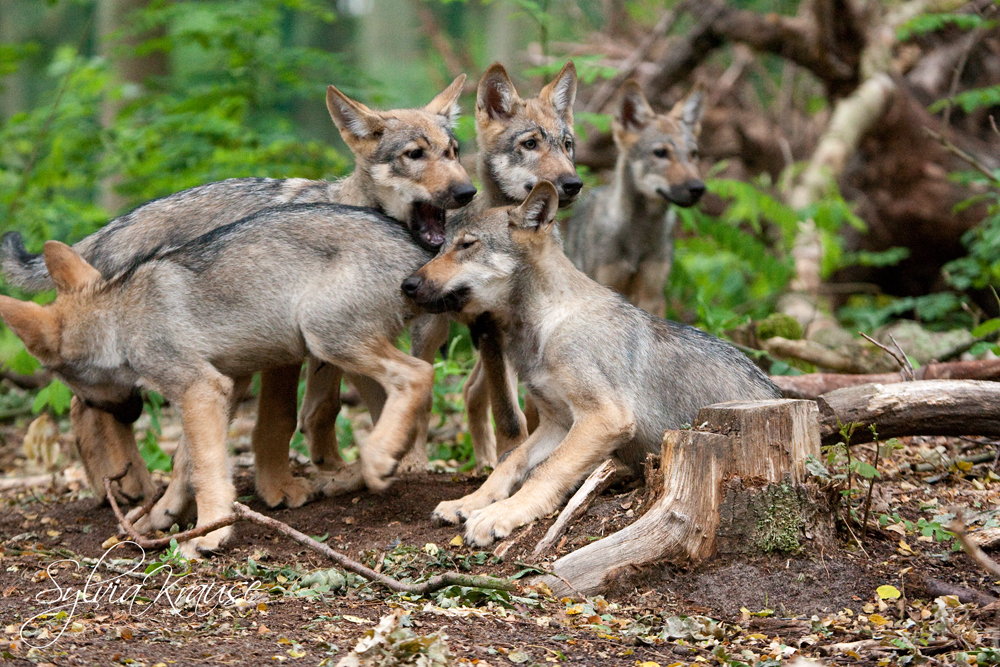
[533,399,833,597]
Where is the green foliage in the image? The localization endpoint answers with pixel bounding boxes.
[31,379,72,416]
[667,176,867,335]
[139,391,172,471]
[896,12,996,42]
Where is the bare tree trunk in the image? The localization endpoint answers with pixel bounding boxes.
[95,0,167,215]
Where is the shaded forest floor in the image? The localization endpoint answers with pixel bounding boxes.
[1,397,999,666]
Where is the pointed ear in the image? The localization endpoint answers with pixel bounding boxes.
[424,74,466,127]
[540,60,577,125]
[0,295,60,364]
[44,241,100,292]
[615,80,655,134]
[477,63,519,121]
[512,181,559,232]
[326,85,385,147]
[670,85,705,136]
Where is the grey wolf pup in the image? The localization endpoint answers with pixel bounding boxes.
[0,76,472,508]
[0,205,436,557]
[436,61,582,472]
[564,81,704,318]
[403,181,780,546]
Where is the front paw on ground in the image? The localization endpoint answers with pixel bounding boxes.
[431,493,496,525]
[175,525,233,560]
[314,463,364,497]
[464,504,525,547]
[255,473,314,509]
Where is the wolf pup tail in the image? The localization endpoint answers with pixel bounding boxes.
[1,232,54,293]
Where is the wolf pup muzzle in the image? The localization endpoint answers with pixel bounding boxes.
[657,179,705,208]
[401,275,471,313]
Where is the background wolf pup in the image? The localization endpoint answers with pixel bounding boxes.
[0,205,436,558]
[564,81,705,318]
[403,182,780,546]
[0,77,471,510]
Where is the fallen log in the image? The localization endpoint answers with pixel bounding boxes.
[817,380,1000,446]
[772,359,1000,399]
[533,399,833,597]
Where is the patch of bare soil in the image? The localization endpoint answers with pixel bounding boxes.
[1,406,999,666]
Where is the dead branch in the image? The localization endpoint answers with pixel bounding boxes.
[923,127,1000,187]
[817,380,1000,445]
[859,332,915,381]
[771,358,1000,399]
[762,336,866,373]
[0,369,52,389]
[410,0,475,85]
[950,513,1000,580]
[533,459,618,557]
[585,4,685,113]
[103,468,516,595]
[918,574,998,606]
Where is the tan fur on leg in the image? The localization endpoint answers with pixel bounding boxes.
[464,405,636,546]
[298,359,344,471]
[175,373,237,557]
[254,364,313,508]
[432,419,567,525]
[462,360,496,470]
[71,397,156,504]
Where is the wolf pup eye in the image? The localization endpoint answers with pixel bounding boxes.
[457,237,478,251]
[564,138,573,151]
[406,148,425,160]
[653,147,669,159]
[522,139,538,150]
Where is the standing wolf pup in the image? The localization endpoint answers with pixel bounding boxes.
[0,204,438,557]
[403,182,780,546]
[0,76,472,508]
[565,81,705,318]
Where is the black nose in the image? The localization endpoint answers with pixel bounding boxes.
[686,179,706,201]
[451,183,477,207]
[401,276,422,297]
[558,176,583,198]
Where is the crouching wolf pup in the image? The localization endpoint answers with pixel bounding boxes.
[564,81,705,318]
[403,182,780,546]
[0,206,435,557]
[0,76,471,509]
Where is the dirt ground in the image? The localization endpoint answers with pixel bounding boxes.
[1,397,999,666]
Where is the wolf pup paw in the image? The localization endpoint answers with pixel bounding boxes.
[464,503,524,546]
[255,471,314,509]
[176,525,233,560]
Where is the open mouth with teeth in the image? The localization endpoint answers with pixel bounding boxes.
[410,202,448,251]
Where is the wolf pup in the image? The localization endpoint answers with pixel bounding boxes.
[441,61,583,471]
[0,205,438,557]
[402,182,780,546]
[0,76,472,509]
[564,81,704,318]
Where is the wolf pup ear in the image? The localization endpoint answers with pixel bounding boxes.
[44,241,100,292]
[477,63,519,121]
[512,181,559,232]
[326,85,385,146]
[670,85,705,136]
[0,296,60,365]
[615,80,655,135]
[425,74,466,127]
[540,61,577,126]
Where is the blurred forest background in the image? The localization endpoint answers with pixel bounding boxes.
[1,0,999,460]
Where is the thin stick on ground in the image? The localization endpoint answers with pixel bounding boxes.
[103,468,517,595]
[533,459,619,557]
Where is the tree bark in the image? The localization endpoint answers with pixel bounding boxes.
[534,399,827,597]
[817,380,1000,445]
